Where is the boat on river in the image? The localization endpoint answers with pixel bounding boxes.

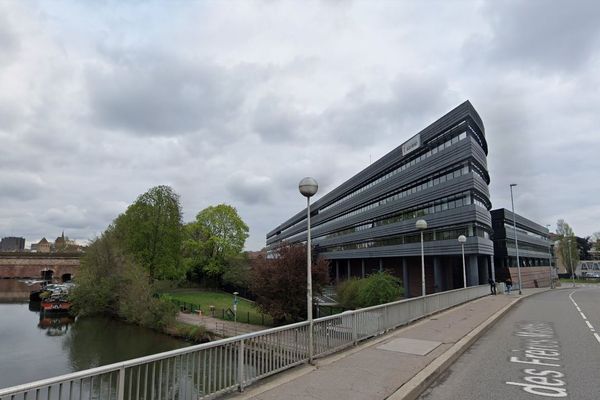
[32,283,75,313]
[41,295,72,312]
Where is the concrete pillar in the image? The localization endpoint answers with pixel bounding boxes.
[361,259,365,278]
[335,260,340,284]
[490,256,496,281]
[347,259,351,279]
[402,258,409,297]
[433,256,443,292]
[468,255,479,286]
[379,258,383,272]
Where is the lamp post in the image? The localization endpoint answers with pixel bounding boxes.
[233,291,239,335]
[568,237,575,287]
[416,219,427,297]
[509,184,523,295]
[458,235,467,288]
[546,224,554,289]
[299,177,318,364]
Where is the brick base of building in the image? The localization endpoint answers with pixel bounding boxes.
[507,266,552,289]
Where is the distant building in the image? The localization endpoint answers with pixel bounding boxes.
[0,237,26,252]
[491,209,552,285]
[33,238,51,253]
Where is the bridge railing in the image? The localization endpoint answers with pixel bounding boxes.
[0,285,489,400]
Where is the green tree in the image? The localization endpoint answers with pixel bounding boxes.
[592,232,600,253]
[113,185,184,280]
[556,219,579,275]
[183,204,249,284]
[221,253,251,291]
[250,242,329,324]
[71,231,177,329]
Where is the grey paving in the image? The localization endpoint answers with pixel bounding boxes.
[376,338,441,356]
[177,312,266,337]
[226,291,547,400]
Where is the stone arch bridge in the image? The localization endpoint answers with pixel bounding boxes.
[0,252,81,282]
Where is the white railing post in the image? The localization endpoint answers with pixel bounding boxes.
[117,367,125,400]
[352,312,358,345]
[238,340,245,392]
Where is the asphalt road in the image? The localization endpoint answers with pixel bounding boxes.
[419,287,600,400]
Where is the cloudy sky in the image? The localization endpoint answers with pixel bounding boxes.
[1,0,599,250]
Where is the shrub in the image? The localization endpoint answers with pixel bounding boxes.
[336,278,361,309]
[337,272,403,309]
[357,272,402,307]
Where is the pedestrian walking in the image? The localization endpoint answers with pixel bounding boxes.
[506,277,512,294]
[488,278,496,295]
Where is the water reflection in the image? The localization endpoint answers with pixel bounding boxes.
[38,314,75,337]
[0,279,40,301]
[0,300,189,389]
[62,316,189,371]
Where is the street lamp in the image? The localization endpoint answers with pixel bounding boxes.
[299,177,318,364]
[546,224,554,289]
[233,291,239,335]
[567,237,575,287]
[509,184,523,295]
[458,235,467,288]
[416,219,427,297]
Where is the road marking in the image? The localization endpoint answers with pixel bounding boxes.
[506,322,567,397]
[586,321,594,329]
[569,290,599,343]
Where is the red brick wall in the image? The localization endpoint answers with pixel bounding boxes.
[507,267,552,288]
[0,254,80,279]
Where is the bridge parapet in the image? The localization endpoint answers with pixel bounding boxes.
[0,253,81,280]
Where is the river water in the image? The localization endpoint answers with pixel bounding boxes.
[0,283,190,389]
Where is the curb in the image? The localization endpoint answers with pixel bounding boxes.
[386,290,549,400]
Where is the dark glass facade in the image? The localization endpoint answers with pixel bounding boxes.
[490,208,552,281]
[266,101,494,297]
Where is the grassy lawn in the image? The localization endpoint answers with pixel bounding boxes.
[163,289,273,326]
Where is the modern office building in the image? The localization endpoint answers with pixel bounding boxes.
[0,237,26,252]
[266,101,494,297]
[490,208,552,285]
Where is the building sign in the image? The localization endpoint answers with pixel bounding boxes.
[402,134,421,156]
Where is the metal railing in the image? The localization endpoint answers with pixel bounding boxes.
[0,285,489,400]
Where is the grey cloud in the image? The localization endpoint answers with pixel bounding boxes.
[0,173,46,201]
[87,54,264,137]
[252,95,307,143]
[320,74,450,147]
[468,0,600,71]
[226,173,274,206]
[42,205,90,230]
[0,13,20,65]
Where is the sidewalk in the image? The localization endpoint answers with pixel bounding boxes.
[177,312,266,337]
[226,288,549,400]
